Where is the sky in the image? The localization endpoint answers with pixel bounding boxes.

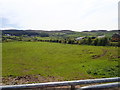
[0,0,119,31]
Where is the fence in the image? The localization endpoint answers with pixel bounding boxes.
[0,77,119,90]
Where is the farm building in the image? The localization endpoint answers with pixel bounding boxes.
[75,37,85,40]
[5,34,11,36]
[112,33,120,42]
[97,35,105,38]
[75,37,96,40]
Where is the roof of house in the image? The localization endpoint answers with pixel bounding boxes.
[97,35,105,38]
[75,37,85,40]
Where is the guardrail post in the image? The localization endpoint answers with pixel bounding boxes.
[71,85,75,90]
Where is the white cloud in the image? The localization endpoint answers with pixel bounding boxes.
[0,0,119,31]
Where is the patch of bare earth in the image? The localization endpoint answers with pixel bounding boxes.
[2,76,119,90]
[2,75,63,85]
[92,49,108,59]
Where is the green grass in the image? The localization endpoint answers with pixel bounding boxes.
[64,31,117,38]
[2,42,119,80]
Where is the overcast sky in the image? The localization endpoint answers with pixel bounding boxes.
[0,0,119,31]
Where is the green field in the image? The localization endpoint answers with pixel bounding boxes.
[2,42,119,82]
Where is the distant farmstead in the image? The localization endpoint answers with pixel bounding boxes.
[97,35,105,38]
[112,33,120,42]
[75,37,85,40]
[5,34,11,36]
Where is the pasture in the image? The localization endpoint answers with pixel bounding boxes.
[2,42,119,84]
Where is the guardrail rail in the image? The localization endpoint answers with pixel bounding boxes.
[0,77,120,90]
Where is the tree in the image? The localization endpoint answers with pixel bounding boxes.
[97,37,109,46]
[93,39,98,46]
[102,37,109,46]
[87,37,92,45]
[39,33,49,37]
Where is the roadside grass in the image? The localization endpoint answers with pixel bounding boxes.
[2,42,119,81]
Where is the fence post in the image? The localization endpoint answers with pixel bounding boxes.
[71,85,75,90]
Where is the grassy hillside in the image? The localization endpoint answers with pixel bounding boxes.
[64,30,118,38]
[2,42,119,82]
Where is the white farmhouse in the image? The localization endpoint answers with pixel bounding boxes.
[97,35,105,38]
[75,37,85,40]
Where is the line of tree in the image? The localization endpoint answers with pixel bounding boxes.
[2,36,120,47]
[37,37,119,47]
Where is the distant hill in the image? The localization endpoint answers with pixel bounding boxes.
[1,29,119,37]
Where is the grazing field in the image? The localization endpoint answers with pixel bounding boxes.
[2,42,119,84]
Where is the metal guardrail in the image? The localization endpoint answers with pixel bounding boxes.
[78,82,120,90]
[0,77,120,90]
